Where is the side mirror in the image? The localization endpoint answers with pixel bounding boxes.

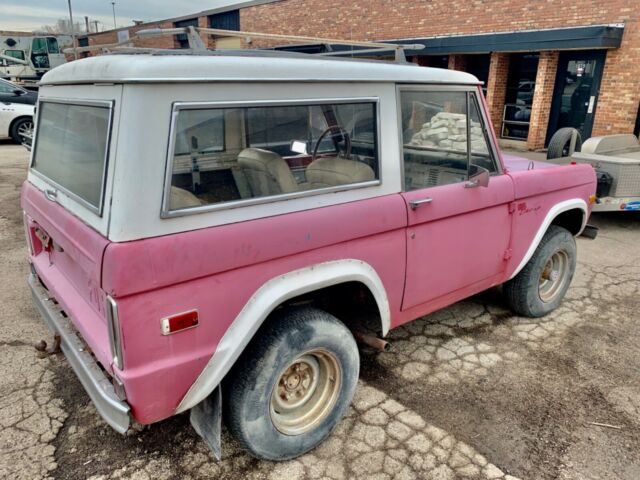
[13,89,25,96]
[464,164,490,188]
[290,140,308,155]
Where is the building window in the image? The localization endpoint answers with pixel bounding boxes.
[174,18,199,49]
[634,102,640,138]
[502,53,540,140]
[465,54,491,97]
[78,37,89,47]
[209,10,240,30]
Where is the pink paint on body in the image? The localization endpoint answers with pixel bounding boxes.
[21,151,596,425]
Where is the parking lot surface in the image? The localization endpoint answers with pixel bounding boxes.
[1,142,638,479]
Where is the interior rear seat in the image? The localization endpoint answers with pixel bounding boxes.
[237,148,299,197]
[306,156,375,188]
[170,185,204,209]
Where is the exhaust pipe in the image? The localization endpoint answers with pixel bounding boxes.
[352,330,391,352]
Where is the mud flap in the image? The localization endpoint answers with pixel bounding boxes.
[190,386,222,460]
[580,224,599,239]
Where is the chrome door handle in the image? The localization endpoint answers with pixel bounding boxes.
[409,197,433,210]
[44,189,57,202]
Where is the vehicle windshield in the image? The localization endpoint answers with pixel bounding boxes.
[31,101,112,213]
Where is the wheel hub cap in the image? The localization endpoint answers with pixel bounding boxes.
[539,250,569,303]
[270,349,342,436]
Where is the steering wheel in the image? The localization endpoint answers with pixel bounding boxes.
[311,126,351,162]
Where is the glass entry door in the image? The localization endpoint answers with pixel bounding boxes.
[546,50,606,144]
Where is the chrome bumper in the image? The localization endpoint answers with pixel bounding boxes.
[28,273,131,434]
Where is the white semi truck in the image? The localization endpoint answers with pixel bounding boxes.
[0,34,72,88]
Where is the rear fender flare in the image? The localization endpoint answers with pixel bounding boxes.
[176,259,390,413]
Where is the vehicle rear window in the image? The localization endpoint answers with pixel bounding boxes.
[31,101,112,213]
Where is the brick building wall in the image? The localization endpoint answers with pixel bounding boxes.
[76,0,639,148]
[240,0,640,143]
[485,53,510,136]
[527,52,560,150]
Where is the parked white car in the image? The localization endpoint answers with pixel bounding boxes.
[0,99,33,143]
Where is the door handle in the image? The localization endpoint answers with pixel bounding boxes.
[409,197,433,210]
[44,189,57,202]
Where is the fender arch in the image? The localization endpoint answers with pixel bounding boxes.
[176,259,390,413]
[509,198,587,280]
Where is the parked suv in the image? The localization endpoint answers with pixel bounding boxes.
[23,49,596,461]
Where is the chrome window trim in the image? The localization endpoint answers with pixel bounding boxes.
[30,98,115,217]
[161,97,382,219]
[468,90,502,175]
[395,84,502,191]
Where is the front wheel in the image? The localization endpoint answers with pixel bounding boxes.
[224,307,359,460]
[504,225,577,317]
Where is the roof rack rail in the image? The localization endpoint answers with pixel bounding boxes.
[64,26,424,62]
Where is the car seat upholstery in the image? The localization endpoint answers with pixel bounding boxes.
[170,186,203,210]
[306,157,375,188]
[237,148,299,197]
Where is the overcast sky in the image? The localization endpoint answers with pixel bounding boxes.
[0,0,241,32]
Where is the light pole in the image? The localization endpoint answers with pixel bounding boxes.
[67,0,78,59]
[111,1,117,30]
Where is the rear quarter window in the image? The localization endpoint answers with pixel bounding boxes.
[31,100,113,214]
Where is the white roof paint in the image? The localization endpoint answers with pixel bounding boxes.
[40,51,480,85]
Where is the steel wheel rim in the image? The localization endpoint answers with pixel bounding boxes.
[539,250,570,303]
[17,121,33,140]
[270,349,342,436]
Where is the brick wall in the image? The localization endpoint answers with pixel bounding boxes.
[75,0,640,143]
[447,55,467,72]
[241,0,640,139]
[527,52,560,150]
[485,53,510,135]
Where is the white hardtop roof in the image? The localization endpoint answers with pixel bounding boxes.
[40,50,480,86]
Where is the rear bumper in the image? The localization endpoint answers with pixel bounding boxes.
[28,273,131,434]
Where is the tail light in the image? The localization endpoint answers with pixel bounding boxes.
[106,296,124,369]
[161,310,199,335]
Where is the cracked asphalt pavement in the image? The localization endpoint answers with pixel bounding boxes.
[1,142,639,479]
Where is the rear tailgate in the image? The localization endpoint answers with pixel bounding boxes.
[21,84,122,372]
[22,181,114,370]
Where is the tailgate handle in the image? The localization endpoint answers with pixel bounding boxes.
[44,189,57,202]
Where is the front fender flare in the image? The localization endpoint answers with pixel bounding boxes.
[508,198,587,280]
[176,259,390,413]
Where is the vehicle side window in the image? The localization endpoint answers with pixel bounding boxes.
[0,81,15,94]
[400,89,497,191]
[166,101,379,213]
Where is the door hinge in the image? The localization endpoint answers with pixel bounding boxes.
[508,202,516,214]
[503,248,513,260]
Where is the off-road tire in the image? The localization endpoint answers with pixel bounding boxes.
[223,306,359,461]
[504,225,576,317]
[10,117,33,144]
[547,127,582,159]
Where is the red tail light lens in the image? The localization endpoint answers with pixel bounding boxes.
[161,310,199,335]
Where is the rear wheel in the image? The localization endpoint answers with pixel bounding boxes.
[504,225,577,317]
[10,117,33,144]
[224,307,359,460]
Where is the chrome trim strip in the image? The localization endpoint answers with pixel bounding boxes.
[28,274,130,434]
[161,97,383,219]
[30,98,115,217]
[106,296,124,370]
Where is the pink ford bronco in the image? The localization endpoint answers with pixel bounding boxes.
[23,38,596,461]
